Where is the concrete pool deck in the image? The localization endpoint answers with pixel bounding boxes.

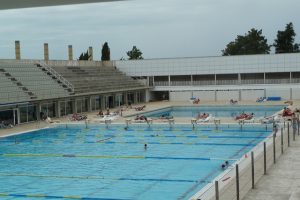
[0,100,299,200]
[242,133,300,200]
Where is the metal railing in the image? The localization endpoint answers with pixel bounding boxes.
[37,61,74,92]
[190,120,299,200]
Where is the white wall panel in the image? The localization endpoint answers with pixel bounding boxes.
[192,91,215,101]
[216,91,239,101]
[169,91,192,101]
[241,90,264,101]
[292,88,300,99]
[266,88,290,100]
[116,53,300,76]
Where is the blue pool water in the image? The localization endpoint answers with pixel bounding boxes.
[143,105,284,118]
[0,124,273,200]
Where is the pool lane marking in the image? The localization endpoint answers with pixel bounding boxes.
[0,153,237,161]
[0,173,205,183]
[0,193,129,200]
[102,141,256,147]
[0,140,257,147]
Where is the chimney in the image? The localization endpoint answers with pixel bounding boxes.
[68,45,73,60]
[15,40,21,60]
[88,46,93,61]
[44,43,49,61]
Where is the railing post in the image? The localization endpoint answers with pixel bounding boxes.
[297,119,300,136]
[215,180,219,200]
[263,142,267,175]
[251,151,255,189]
[293,121,296,141]
[288,122,290,147]
[236,164,239,200]
[281,128,284,154]
[273,133,276,164]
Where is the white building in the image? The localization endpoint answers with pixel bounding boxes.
[116,53,300,101]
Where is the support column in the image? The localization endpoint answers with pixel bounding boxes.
[36,102,41,121]
[168,75,171,86]
[68,45,73,61]
[55,101,60,118]
[290,72,292,83]
[215,74,217,85]
[215,90,217,102]
[44,43,49,61]
[88,96,92,112]
[88,46,93,61]
[191,75,193,86]
[15,40,21,60]
[134,92,138,104]
[238,73,241,85]
[101,96,106,110]
[290,88,292,100]
[72,99,77,114]
[263,73,266,84]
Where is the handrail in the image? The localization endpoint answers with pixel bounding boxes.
[36,61,74,92]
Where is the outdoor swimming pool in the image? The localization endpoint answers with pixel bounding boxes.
[143,105,284,118]
[0,124,273,200]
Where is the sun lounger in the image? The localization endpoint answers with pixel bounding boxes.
[197,115,212,123]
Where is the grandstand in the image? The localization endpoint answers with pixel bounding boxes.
[51,64,145,94]
[0,59,148,125]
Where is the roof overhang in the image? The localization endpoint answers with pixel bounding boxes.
[0,0,125,10]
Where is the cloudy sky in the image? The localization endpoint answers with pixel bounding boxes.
[0,0,299,60]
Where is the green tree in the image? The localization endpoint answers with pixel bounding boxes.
[101,42,110,61]
[78,50,89,60]
[274,22,299,53]
[127,46,143,60]
[222,28,270,56]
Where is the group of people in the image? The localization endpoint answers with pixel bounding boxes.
[256,97,266,102]
[70,113,87,121]
[235,112,254,120]
[282,107,294,117]
[197,112,209,120]
[135,115,148,121]
[0,120,13,129]
[221,161,229,170]
[135,105,146,111]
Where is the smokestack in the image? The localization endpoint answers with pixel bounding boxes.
[68,45,73,60]
[44,43,49,61]
[88,46,93,61]
[15,40,21,60]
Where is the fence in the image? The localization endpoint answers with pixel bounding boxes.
[190,119,299,200]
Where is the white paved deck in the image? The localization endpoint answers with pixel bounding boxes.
[243,132,300,200]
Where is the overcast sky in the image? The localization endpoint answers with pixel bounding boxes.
[0,0,299,60]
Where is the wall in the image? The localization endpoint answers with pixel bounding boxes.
[241,90,264,101]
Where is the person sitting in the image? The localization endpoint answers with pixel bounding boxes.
[245,113,254,120]
[256,97,266,102]
[282,107,293,117]
[284,100,293,105]
[135,105,146,111]
[106,108,110,116]
[235,112,249,120]
[134,115,148,122]
[197,113,209,119]
[193,98,200,104]
[0,121,6,129]
[97,110,104,117]
[159,114,173,120]
[230,99,238,105]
